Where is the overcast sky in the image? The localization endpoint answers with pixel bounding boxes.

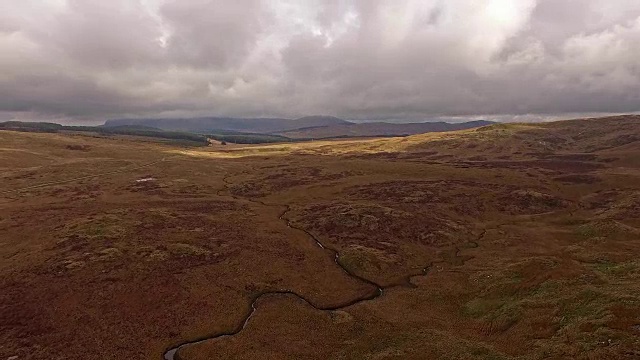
[1,0,640,123]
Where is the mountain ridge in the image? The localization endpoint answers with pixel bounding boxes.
[104,116,350,134]
[104,116,494,138]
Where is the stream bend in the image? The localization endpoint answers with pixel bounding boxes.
[163,174,487,360]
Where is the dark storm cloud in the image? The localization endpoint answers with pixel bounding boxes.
[1,0,639,122]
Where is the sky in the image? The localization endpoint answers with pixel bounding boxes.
[1,0,640,124]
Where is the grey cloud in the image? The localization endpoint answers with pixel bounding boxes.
[161,0,267,68]
[1,0,640,122]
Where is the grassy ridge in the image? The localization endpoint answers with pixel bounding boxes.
[0,121,208,146]
[0,121,300,145]
[205,131,293,144]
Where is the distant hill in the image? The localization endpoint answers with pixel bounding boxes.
[0,121,209,146]
[105,116,493,138]
[275,120,495,139]
[397,115,640,166]
[0,121,63,132]
[104,116,349,134]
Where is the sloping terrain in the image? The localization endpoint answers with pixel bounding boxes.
[275,120,494,139]
[105,116,493,139]
[0,121,209,146]
[104,116,349,134]
[1,115,639,360]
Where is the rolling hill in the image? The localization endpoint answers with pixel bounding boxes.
[104,116,349,134]
[275,120,494,138]
[1,115,640,360]
[104,116,494,138]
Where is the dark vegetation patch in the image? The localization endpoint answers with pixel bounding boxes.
[583,190,640,222]
[348,151,452,162]
[498,190,570,215]
[297,202,468,247]
[65,144,91,151]
[0,121,209,146]
[554,174,601,184]
[230,167,356,197]
[535,153,598,162]
[346,181,569,217]
[46,201,246,274]
[206,131,293,144]
[453,159,604,173]
[291,201,474,282]
[0,120,306,145]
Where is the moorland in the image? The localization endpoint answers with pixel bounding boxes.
[1,115,639,360]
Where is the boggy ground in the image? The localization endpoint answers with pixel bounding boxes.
[1,115,640,359]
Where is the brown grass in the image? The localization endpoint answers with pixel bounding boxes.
[1,115,639,359]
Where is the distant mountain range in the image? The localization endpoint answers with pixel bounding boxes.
[104,116,494,138]
[104,116,348,134]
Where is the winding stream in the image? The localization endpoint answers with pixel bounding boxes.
[162,174,486,360]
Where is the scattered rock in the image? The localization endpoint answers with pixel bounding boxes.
[136,177,156,183]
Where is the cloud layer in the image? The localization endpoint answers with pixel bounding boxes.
[1,0,640,122]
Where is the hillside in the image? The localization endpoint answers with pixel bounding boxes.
[275,120,494,138]
[105,116,494,138]
[0,121,209,146]
[1,115,639,360]
[104,116,349,134]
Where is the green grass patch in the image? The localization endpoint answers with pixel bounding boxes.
[576,224,599,239]
[593,260,639,278]
[560,288,608,323]
[463,298,504,318]
[529,279,562,298]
